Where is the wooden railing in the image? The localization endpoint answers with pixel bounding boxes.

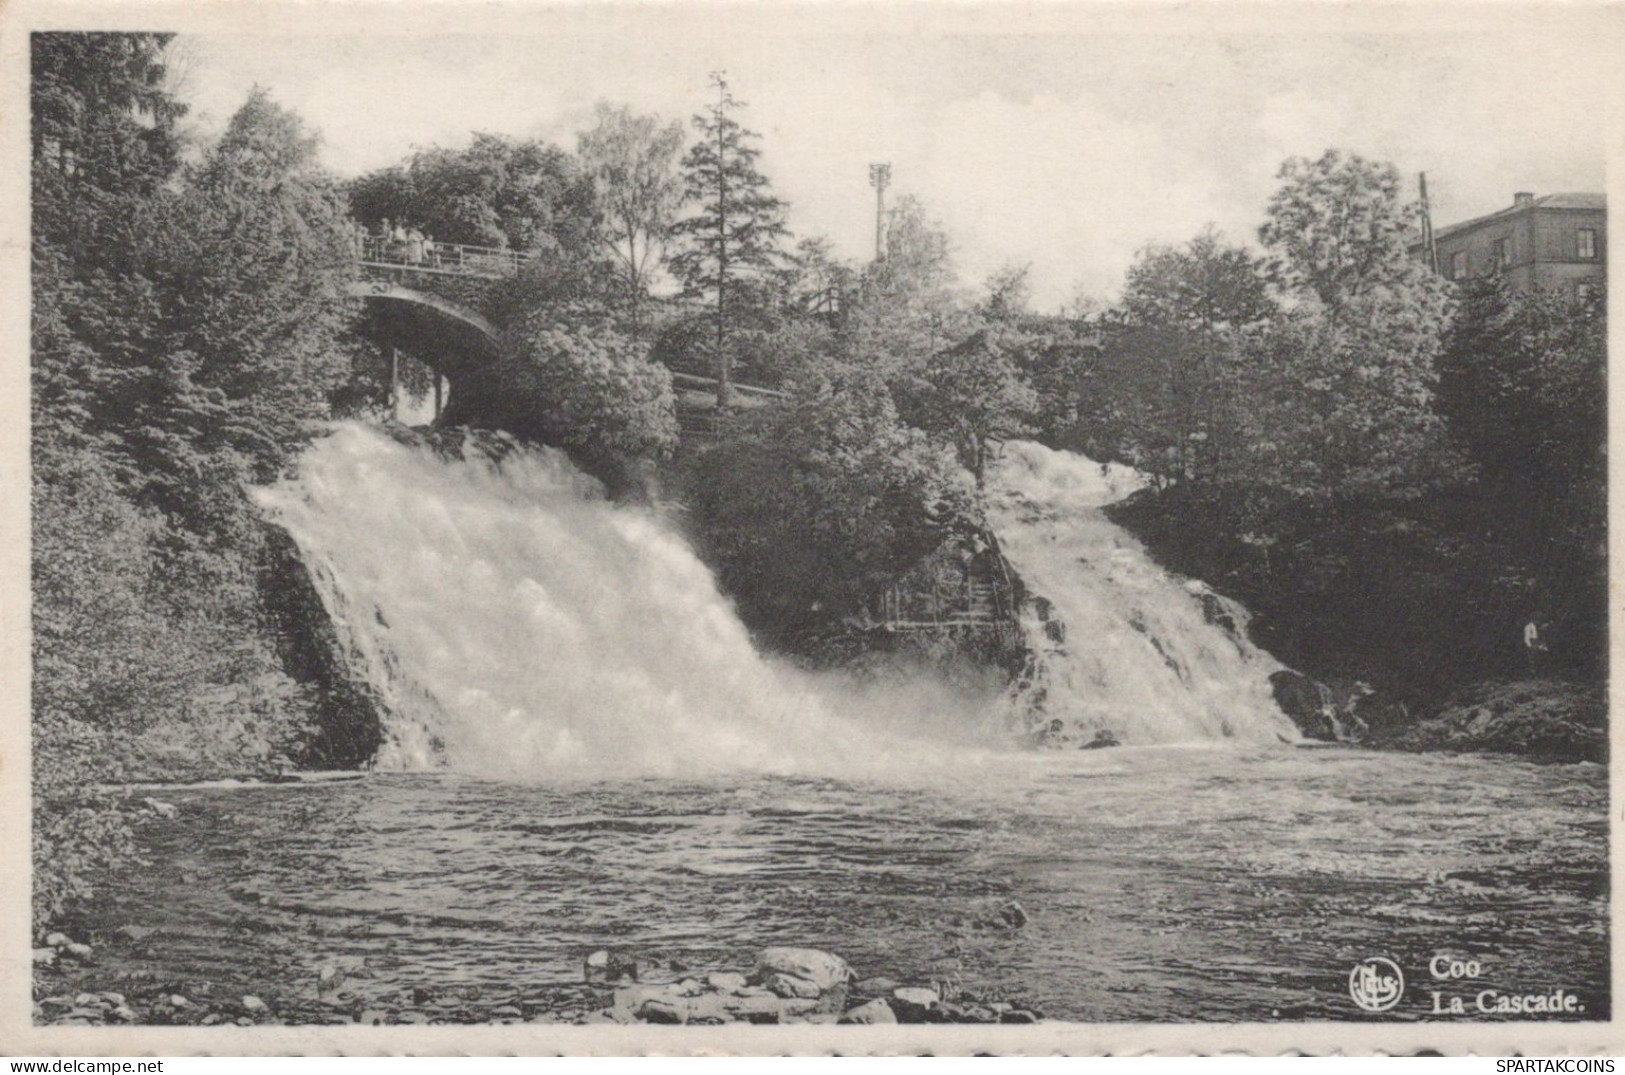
[359,236,529,279]
[670,370,789,401]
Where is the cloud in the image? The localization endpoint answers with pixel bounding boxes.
[180,25,1607,315]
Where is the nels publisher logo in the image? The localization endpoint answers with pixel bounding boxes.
[1349,956,1405,1013]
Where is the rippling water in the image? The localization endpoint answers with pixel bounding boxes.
[94,745,1606,1023]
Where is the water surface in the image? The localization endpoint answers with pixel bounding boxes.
[94,744,1607,1022]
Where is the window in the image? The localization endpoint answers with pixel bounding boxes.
[1578,228,1598,259]
[1496,237,1513,270]
[1450,251,1468,280]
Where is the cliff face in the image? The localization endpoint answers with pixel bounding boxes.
[259,524,385,769]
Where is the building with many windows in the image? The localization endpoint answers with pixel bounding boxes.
[1426,191,1605,299]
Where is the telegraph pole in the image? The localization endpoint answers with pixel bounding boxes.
[1419,172,1440,275]
[869,163,892,261]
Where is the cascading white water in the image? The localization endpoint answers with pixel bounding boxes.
[988,440,1297,745]
[256,424,1293,780]
[254,424,994,781]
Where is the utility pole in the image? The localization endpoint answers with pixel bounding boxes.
[869,163,891,261]
[1418,172,1440,275]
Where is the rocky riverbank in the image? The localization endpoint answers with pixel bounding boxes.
[1270,672,1605,764]
[1368,679,1607,764]
[33,936,1041,1028]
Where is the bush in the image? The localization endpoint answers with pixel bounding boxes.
[684,371,976,646]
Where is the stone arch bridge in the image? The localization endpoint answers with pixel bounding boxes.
[350,238,785,432]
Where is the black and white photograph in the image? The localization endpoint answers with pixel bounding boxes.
[8,1,1619,1055]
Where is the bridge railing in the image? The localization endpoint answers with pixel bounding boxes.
[359,235,530,279]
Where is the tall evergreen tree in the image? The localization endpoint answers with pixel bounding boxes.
[31,31,187,239]
[668,72,789,406]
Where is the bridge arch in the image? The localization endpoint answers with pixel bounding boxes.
[348,279,501,380]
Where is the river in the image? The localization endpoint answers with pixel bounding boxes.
[84,746,1606,1022]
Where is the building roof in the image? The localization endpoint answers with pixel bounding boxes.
[1434,192,1606,241]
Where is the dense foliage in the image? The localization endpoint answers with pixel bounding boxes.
[685,371,975,646]
[1063,152,1602,698]
[31,39,355,930]
[349,132,598,253]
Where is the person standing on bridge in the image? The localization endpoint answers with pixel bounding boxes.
[407,227,425,265]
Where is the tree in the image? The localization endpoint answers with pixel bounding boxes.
[1122,226,1274,331]
[127,87,358,529]
[898,328,1039,487]
[979,262,1033,324]
[869,194,955,295]
[350,132,597,253]
[31,32,187,228]
[1104,227,1275,484]
[848,195,975,378]
[1252,150,1454,505]
[668,72,790,407]
[1260,150,1438,312]
[686,369,974,644]
[576,102,685,329]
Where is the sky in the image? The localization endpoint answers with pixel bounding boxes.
[172,10,1613,312]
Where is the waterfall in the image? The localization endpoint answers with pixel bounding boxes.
[988,440,1297,745]
[256,425,1292,780]
[253,424,992,781]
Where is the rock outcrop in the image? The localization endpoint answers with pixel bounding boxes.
[1369,680,1605,764]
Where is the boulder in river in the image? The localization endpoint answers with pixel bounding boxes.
[316,963,345,997]
[637,998,686,1024]
[610,984,668,1015]
[583,948,639,984]
[754,947,853,992]
[891,986,941,1023]
[705,971,748,993]
[839,998,898,1025]
[762,972,822,1000]
[142,798,179,819]
[1269,670,1374,742]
